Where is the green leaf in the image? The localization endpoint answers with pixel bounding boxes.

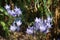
[0,21,8,30]
[0,21,6,27]
[0,7,8,16]
[0,8,4,12]
[4,11,8,16]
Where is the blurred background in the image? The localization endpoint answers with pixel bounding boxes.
[0,0,60,40]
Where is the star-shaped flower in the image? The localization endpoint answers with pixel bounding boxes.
[10,25,17,32]
[16,20,22,27]
[26,28,33,34]
[4,4,10,10]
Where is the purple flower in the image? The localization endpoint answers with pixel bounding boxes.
[26,16,53,34]
[44,19,47,23]
[26,28,33,34]
[4,4,22,17]
[44,29,49,33]
[10,25,17,32]
[16,26,20,32]
[35,16,52,33]
[34,22,40,30]
[46,23,52,28]
[10,19,22,32]
[8,10,17,17]
[35,17,40,23]
[39,25,47,32]
[14,6,22,16]
[47,16,52,23]
[4,4,10,10]
[16,20,22,27]
[26,26,36,34]
[34,17,43,30]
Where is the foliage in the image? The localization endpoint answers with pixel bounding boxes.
[0,6,14,37]
[0,0,59,40]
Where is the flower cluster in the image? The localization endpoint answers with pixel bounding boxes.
[26,16,53,34]
[10,19,22,32]
[4,4,22,17]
